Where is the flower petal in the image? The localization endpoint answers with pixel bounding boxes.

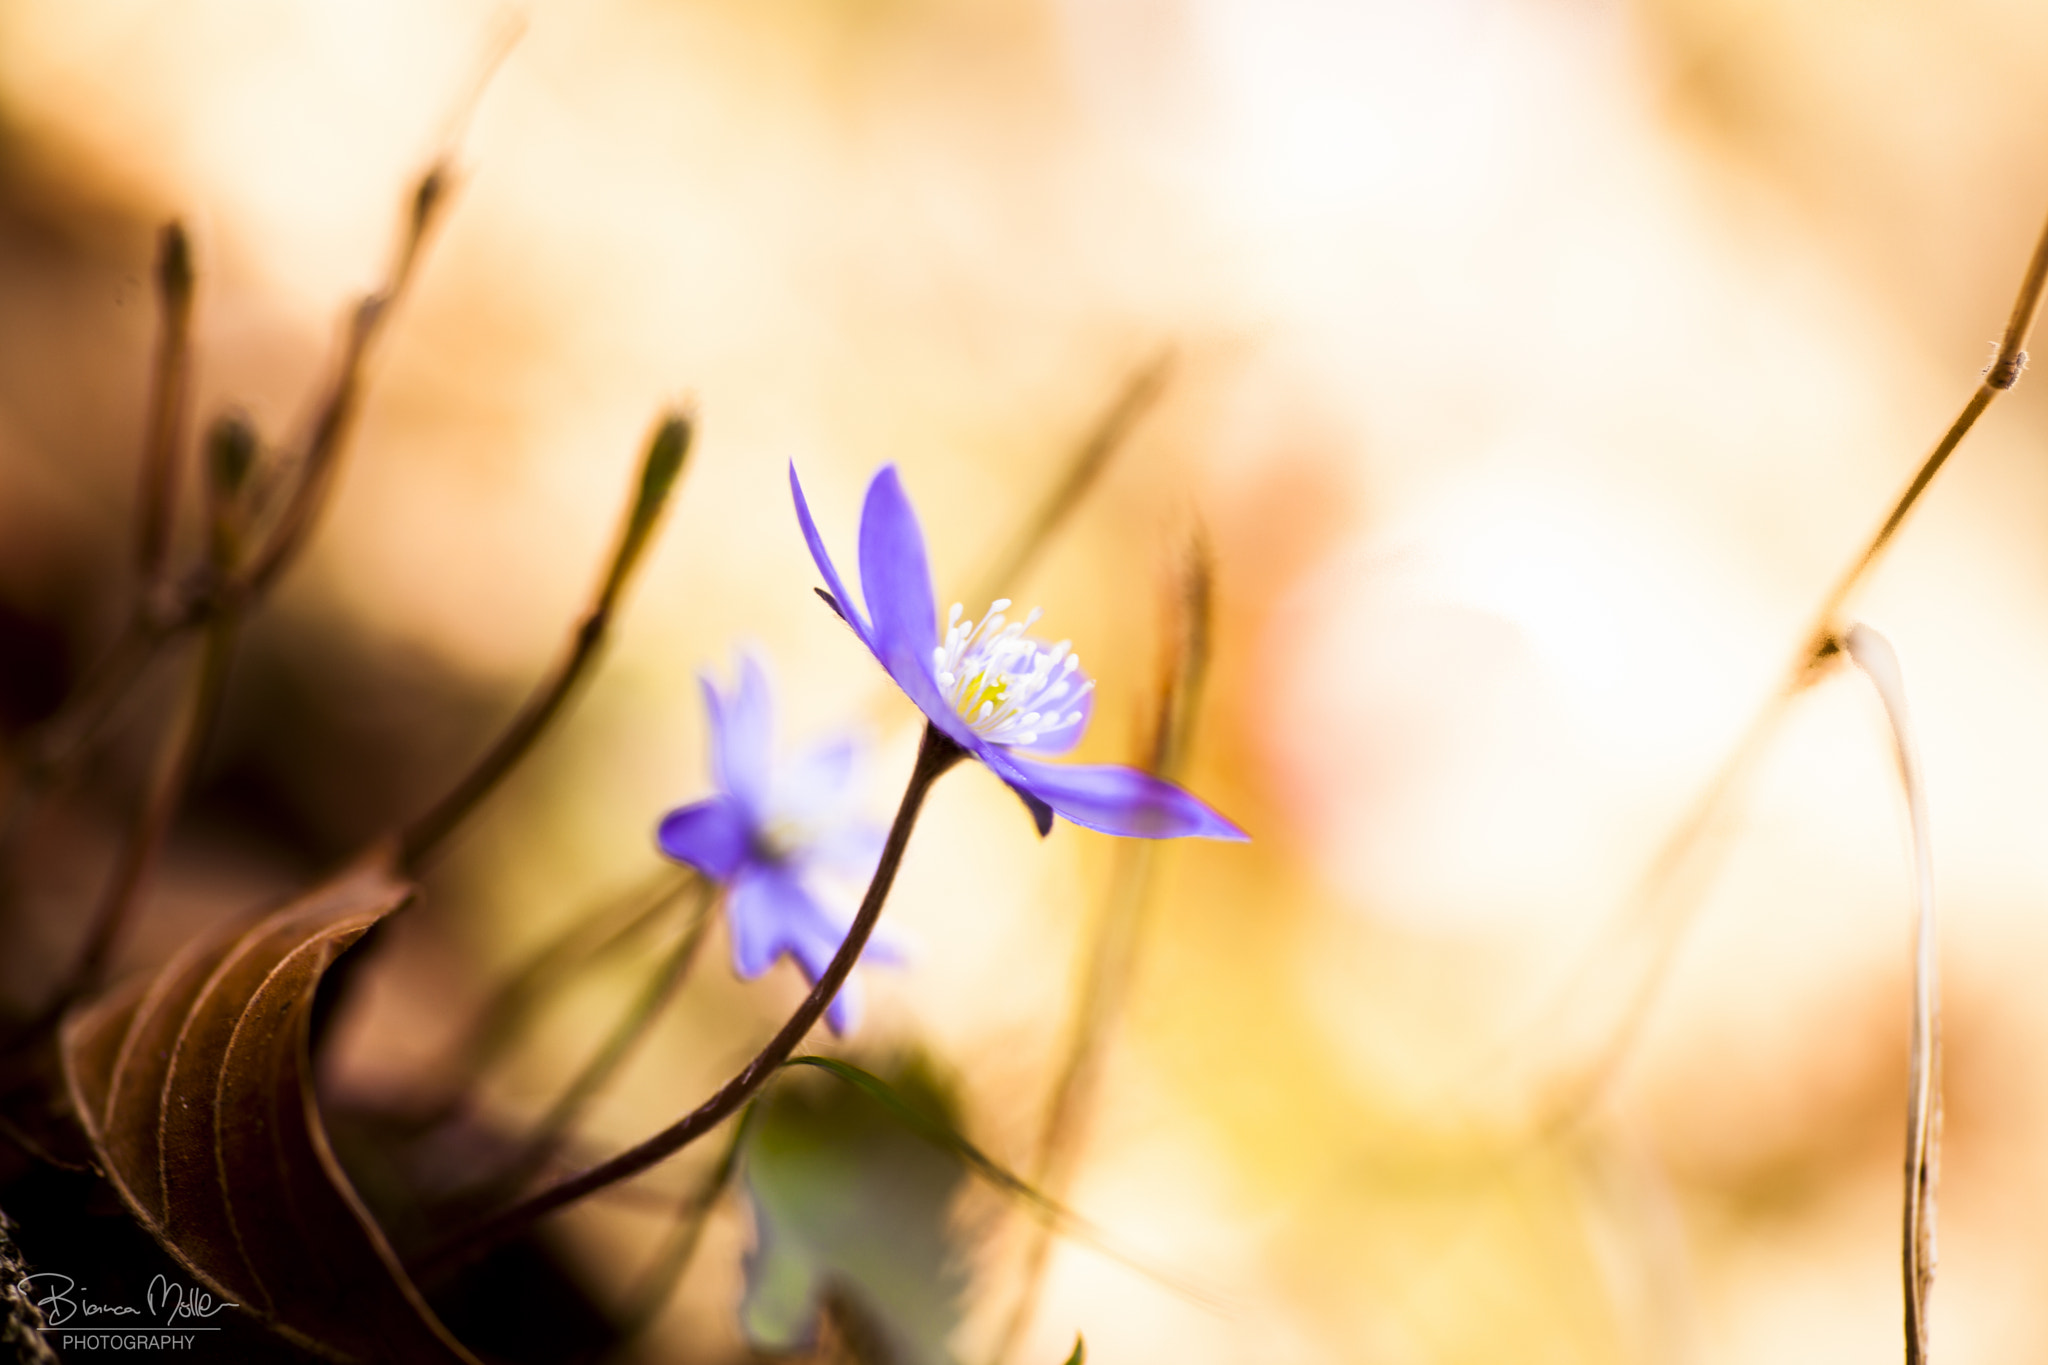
[1002,758,1249,841]
[726,868,803,978]
[788,820,887,877]
[792,464,993,752]
[702,655,774,814]
[1012,664,1095,756]
[789,463,872,646]
[787,908,909,1036]
[967,739,1063,836]
[893,654,985,753]
[729,867,901,1035]
[765,735,860,824]
[851,466,983,750]
[656,796,755,880]
[792,927,865,1036]
[857,465,940,665]
[822,977,861,1035]
[854,921,911,966]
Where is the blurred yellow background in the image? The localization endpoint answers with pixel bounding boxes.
[6,0,2048,1361]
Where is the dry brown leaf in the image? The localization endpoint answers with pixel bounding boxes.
[60,847,481,1365]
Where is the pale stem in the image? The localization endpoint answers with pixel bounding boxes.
[1842,625,1940,1365]
[398,412,691,870]
[1512,198,2048,1129]
[993,541,1212,1365]
[134,222,195,593]
[484,879,717,1196]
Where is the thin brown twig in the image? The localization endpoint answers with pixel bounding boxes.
[404,866,695,1132]
[413,723,966,1282]
[601,1113,756,1358]
[483,879,717,1196]
[62,608,239,1001]
[968,350,1175,609]
[1509,198,2048,1131]
[992,537,1213,1365]
[241,165,451,600]
[11,164,456,806]
[26,417,274,1017]
[0,228,195,863]
[134,222,195,593]
[1511,684,1801,1130]
[398,410,693,870]
[1793,387,1996,670]
[303,411,689,1116]
[0,169,455,1019]
[431,10,528,177]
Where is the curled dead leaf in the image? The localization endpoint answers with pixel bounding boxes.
[60,847,481,1365]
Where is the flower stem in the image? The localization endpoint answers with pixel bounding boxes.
[413,722,965,1280]
[993,541,1211,1365]
[398,411,692,870]
[134,221,195,594]
[1790,385,1997,674]
[404,867,697,1132]
[605,1111,757,1352]
[1840,626,1942,1365]
[968,350,1174,608]
[483,877,716,1196]
[1786,196,2048,675]
[5,164,452,832]
[240,163,450,602]
[63,608,240,1001]
[1510,197,2048,1129]
[307,412,688,1070]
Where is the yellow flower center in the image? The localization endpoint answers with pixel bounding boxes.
[932,599,1093,746]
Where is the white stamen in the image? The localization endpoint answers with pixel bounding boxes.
[932,597,1097,747]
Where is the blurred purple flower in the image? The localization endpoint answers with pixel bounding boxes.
[656,654,899,1035]
[791,463,1248,842]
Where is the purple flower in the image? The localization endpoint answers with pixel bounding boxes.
[656,654,900,1035]
[790,463,1248,842]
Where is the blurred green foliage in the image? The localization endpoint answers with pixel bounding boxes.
[740,1053,967,1364]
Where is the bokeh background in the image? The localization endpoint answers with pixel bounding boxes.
[5,0,2048,1361]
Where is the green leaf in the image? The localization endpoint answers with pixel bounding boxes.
[738,1054,966,1365]
[1063,1333,1086,1364]
[782,1056,1209,1306]
[60,848,481,1364]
